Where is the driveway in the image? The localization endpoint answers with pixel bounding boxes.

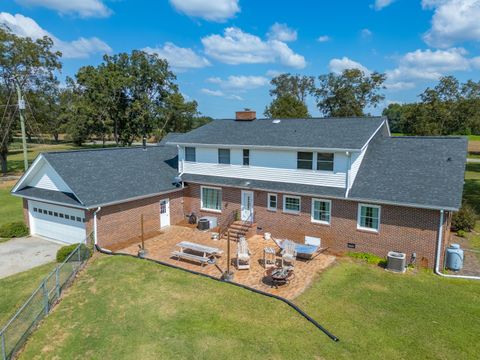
[0,236,62,279]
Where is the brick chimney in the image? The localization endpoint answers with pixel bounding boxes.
[235,109,256,121]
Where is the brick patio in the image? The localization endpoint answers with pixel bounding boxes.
[116,225,336,299]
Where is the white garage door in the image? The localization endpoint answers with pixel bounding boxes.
[28,200,86,244]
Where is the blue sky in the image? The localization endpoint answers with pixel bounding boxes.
[1,0,480,118]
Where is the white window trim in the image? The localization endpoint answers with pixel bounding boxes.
[267,193,277,211]
[357,203,381,232]
[283,195,301,214]
[200,186,222,213]
[311,198,332,225]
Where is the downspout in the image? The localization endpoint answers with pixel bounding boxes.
[93,207,102,246]
[434,209,480,280]
[345,151,351,198]
[177,144,184,188]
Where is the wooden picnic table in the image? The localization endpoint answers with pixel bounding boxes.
[172,241,223,266]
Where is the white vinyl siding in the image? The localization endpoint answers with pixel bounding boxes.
[28,159,72,192]
[357,204,381,232]
[201,186,222,212]
[283,195,301,214]
[267,193,277,211]
[311,199,331,224]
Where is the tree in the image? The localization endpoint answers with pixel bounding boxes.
[313,69,386,117]
[269,73,315,103]
[0,26,61,175]
[264,94,310,118]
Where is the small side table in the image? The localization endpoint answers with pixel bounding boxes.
[264,247,276,269]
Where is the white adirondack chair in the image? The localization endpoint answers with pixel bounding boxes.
[281,240,297,268]
[236,237,251,270]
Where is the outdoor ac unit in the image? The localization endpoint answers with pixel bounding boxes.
[386,251,406,273]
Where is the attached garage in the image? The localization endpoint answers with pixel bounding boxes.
[28,200,86,244]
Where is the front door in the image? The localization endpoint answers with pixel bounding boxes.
[241,191,254,221]
[160,198,170,228]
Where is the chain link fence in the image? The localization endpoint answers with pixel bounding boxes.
[0,244,89,360]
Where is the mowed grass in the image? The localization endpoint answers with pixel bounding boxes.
[0,263,57,326]
[19,256,480,360]
[0,181,23,229]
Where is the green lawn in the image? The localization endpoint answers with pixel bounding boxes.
[0,181,23,229]
[18,256,480,359]
[0,263,57,326]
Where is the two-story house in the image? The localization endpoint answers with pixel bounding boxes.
[11,111,467,268]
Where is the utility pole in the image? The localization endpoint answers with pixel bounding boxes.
[14,80,28,171]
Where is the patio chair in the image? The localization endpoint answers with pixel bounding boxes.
[236,237,251,270]
[281,240,297,268]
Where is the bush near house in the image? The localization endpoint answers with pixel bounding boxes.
[56,244,91,263]
[0,222,29,239]
[452,203,476,232]
[346,252,387,266]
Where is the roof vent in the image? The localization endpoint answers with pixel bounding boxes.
[272,119,281,124]
[235,109,256,121]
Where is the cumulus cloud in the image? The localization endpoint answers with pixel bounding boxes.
[317,35,331,42]
[361,28,373,38]
[169,0,239,22]
[267,23,297,42]
[201,88,243,100]
[143,42,210,71]
[386,47,472,81]
[422,0,480,48]
[372,0,395,10]
[0,12,111,58]
[207,75,269,90]
[202,27,306,68]
[329,57,370,74]
[16,0,111,18]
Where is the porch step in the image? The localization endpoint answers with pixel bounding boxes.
[221,221,257,241]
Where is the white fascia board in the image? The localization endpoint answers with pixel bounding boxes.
[11,154,44,193]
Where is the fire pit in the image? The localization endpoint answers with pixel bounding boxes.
[265,267,294,288]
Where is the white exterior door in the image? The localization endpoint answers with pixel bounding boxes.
[160,198,170,228]
[241,191,254,221]
[28,200,86,244]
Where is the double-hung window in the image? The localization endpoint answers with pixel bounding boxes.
[243,149,250,166]
[283,195,301,214]
[357,204,381,232]
[201,186,222,212]
[267,193,277,211]
[317,153,334,171]
[218,149,230,164]
[297,152,313,170]
[185,147,196,162]
[311,199,331,224]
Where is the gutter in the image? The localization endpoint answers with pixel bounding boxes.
[93,207,102,245]
[434,209,480,280]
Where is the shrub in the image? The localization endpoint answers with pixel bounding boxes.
[0,222,29,238]
[346,252,387,267]
[56,244,91,263]
[457,230,467,238]
[452,204,476,232]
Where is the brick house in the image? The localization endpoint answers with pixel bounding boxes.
[12,112,467,268]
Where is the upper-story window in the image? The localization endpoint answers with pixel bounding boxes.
[243,149,250,166]
[317,153,334,171]
[218,149,231,164]
[297,152,313,170]
[185,147,196,162]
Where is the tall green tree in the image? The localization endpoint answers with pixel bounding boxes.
[0,26,61,175]
[314,69,386,117]
[264,94,309,119]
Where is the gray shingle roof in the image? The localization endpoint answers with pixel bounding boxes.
[18,145,180,208]
[158,132,183,145]
[349,135,467,210]
[168,117,386,150]
[14,187,82,207]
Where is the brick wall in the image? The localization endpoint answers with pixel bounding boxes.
[184,183,445,268]
[95,189,184,248]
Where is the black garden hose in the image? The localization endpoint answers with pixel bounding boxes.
[95,245,340,342]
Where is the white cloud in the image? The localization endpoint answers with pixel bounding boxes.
[0,12,111,58]
[386,47,472,81]
[16,0,111,18]
[422,0,480,48]
[384,81,416,90]
[267,23,297,42]
[317,35,331,42]
[143,42,210,71]
[202,27,306,68]
[329,57,370,74]
[361,28,373,38]
[169,0,239,22]
[207,75,269,90]
[372,0,395,10]
[265,69,282,77]
[201,88,243,100]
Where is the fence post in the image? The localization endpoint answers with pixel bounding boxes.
[55,266,60,299]
[1,332,6,360]
[42,280,49,315]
